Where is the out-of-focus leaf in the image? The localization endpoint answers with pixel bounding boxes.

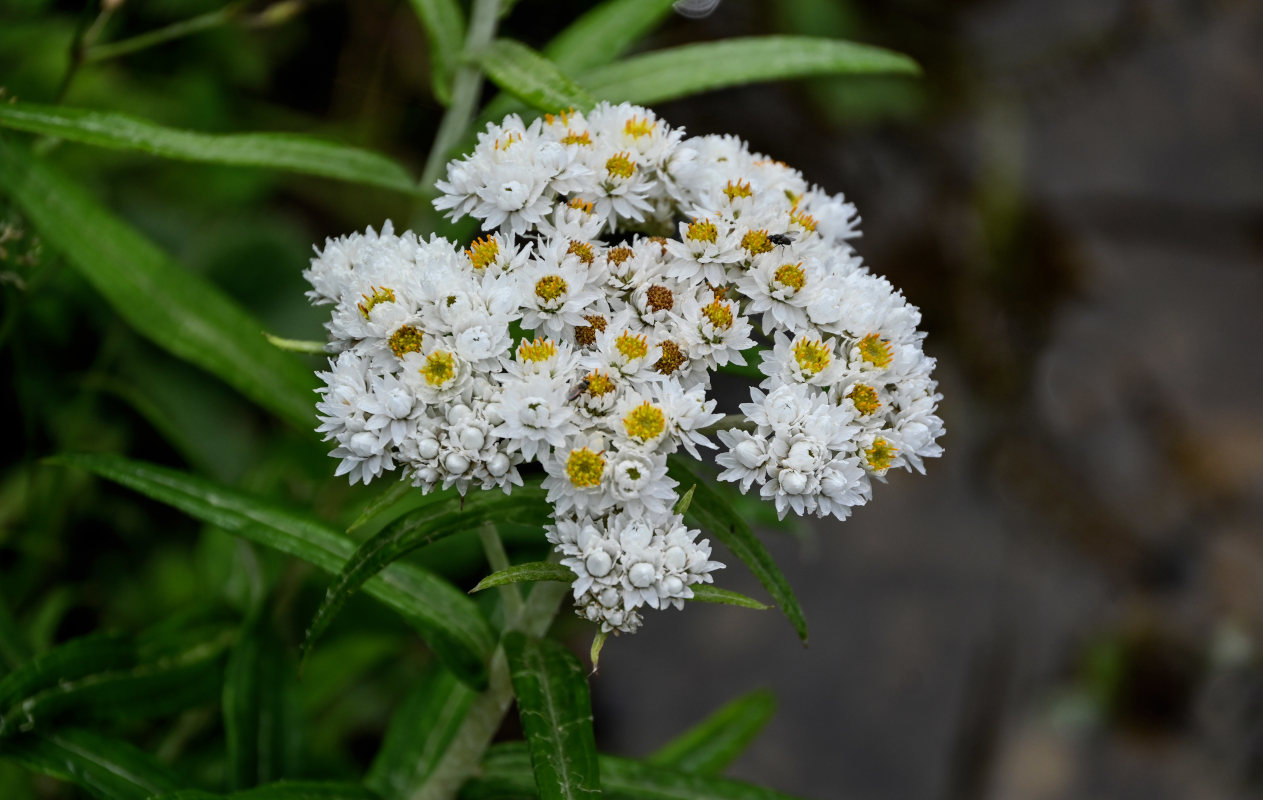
[224,611,300,789]
[51,453,496,688]
[688,586,771,611]
[648,690,777,775]
[0,622,234,736]
[466,743,810,800]
[503,633,600,800]
[301,487,548,663]
[345,480,416,536]
[366,662,477,797]
[153,782,378,799]
[543,0,678,74]
[407,0,465,105]
[470,562,573,593]
[581,36,920,106]
[474,39,595,113]
[0,728,181,800]
[0,102,420,193]
[262,333,326,355]
[667,457,808,644]
[0,139,317,428]
[0,594,30,674]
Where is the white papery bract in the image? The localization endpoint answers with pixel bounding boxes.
[307,102,944,634]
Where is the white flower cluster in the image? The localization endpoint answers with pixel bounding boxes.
[305,102,943,634]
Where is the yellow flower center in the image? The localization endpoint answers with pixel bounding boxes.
[847,384,880,416]
[605,152,636,179]
[724,179,753,201]
[494,132,521,150]
[357,286,395,318]
[686,219,718,244]
[517,337,557,363]
[865,438,898,471]
[740,229,773,255]
[465,236,499,270]
[421,350,457,387]
[585,370,616,396]
[614,331,648,361]
[534,275,568,302]
[645,284,674,312]
[567,197,595,214]
[858,333,893,368]
[565,448,605,488]
[774,262,806,292]
[561,129,592,146]
[574,315,607,347]
[653,340,686,375]
[790,206,818,233]
[388,325,424,359]
[701,300,734,330]
[623,402,667,442]
[567,240,595,265]
[544,109,576,126]
[624,116,656,138]
[792,337,832,376]
[607,246,633,266]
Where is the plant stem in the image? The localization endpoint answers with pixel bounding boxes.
[83,2,247,64]
[477,521,523,619]
[700,413,755,436]
[418,0,501,191]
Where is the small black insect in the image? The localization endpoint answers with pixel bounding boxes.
[767,232,799,247]
[567,378,591,402]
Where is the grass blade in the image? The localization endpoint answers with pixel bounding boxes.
[581,36,920,106]
[470,562,574,593]
[407,0,465,104]
[0,728,181,800]
[0,102,420,194]
[475,39,595,112]
[503,633,600,800]
[51,453,497,688]
[667,457,808,645]
[0,139,317,428]
[688,586,771,611]
[224,612,300,789]
[648,690,777,775]
[543,0,678,74]
[154,783,379,799]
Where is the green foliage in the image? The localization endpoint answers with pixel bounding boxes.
[649,691,777,775]
[471,561,576,593]
[476,39,595,113]
[0,728,182,800]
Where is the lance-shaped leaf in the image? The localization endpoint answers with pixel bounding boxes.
[50,453,496,688]
[543,0,678,74]
[0,622,234,737]
[0,102,420,193]
[471,561,575,593]
[503,633,600,800]
[474,39,595,113]
[407,0,465,105]
[667,457,808,644]
[0,139,317,428]
[223,612,300,789]
[301,487,549,663]
[153,782,379,800]
[0,728,181,800]
[581,36,920,106]
[688,586,771,611]
[467,743,811,800]
[649,690,777,775]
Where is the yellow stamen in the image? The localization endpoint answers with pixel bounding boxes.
[858,333,893,368]
[792,337,832,376]
[607,246,633,266]
[544,108,575,126]
[567,240,595,265]
[701,300,734,330]
[653,340,686,375]
[774,262,806,292]
[790,206,818,233]
[605,152,636,179]
[622,402,667,442]
[388,325,424,359]
[534,275,568,302]
[614,331,648,361]
[740,229,773,256]
[465,236,499,270]
[567,197,595,214]
[584,370,615,396]
[357,286,395,318]
[865,438,898,471]
[686,219,718,244]
[493,132,521,150]
[645,284,674,312]
[565,447,605,488]
[847,384,880,415]
[517,337,557,363]
[561,129,592,146]
[421,350,456,387]
[724,179,753,201]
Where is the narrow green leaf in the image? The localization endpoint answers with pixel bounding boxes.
[581,36,920,106]
[301,487,549,664]
[471,561,574,593]
[543,0,678,74]
[0,623,234,737]
[0,140,317,428]
[154,782,379,800]
[407,0,465,105]
[0,102,420,193]
[50,453,497,688]
[468,743,811,800]
[345,480,417,535]
[648,690,777,775]
[263,333,326,355]
[688,586,771,611]
[366,662,477,797]
[0,593,31,675]
[224,612,299,789]
[475,39,595,113]
[0,728,181,800]
[503,633,600,800]
[666,457,808,644]
[673,485,696,516]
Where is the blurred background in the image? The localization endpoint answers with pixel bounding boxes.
[3,0,1262,798]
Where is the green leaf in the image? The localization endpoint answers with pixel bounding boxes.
[0,728,181,800]
[301,487,549,664]
[0,593,31,675]
[649,690,777,775]
[263,333,326,355]
[503,633,600,800]
[50,453,497,688]
[581,36,920,106]
[468,743,810,800]
[688,586,771,611]
[223,611,300,789]
[154,782,379,800]
[407,0,465,105]
[475,39,595,113]
[470,561,574,593]
[0,622,234,737]
[345,480,417,536]
[366,662,477,797]
[667,457,808,645]
[0,139,318,428]
[543,0,678,74]
[0,102,420,194]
